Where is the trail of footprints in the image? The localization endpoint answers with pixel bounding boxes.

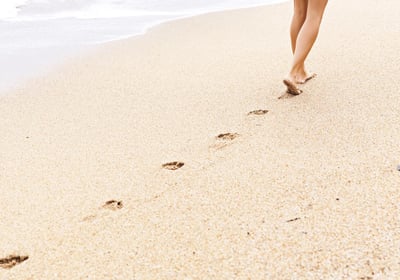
[162,108,269,168]
[5,109,268,269]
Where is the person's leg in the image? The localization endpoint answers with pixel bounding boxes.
[290,0,308,53]
[288,0,328,84]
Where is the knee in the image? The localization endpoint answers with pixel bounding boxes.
[294,9,307,23]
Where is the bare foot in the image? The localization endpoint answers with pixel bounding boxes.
[283,79,303,95]
[296,72,317,84]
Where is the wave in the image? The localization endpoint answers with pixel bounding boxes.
[0,0,288,92]
[1,0,184,21]
[1,0,287,22]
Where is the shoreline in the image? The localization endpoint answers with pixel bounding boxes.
[92,0,289,44]
[0,0,288,95]
[1,0,400,278]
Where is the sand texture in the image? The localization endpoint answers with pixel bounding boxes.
[1,0,400,279]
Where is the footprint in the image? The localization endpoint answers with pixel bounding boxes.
[286,217,301,223]
[247,110,269,116]
[278,91,297,99]
[82,200,123,221]
[0,255,29,269]
[102,200,123,211]
[162,162,185,170]
[210,133,240,150]
[216,133,239,141]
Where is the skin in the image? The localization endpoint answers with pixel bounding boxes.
[286,0,328,88]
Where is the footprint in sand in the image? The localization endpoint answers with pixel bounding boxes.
[286,217,301,223]
[0,255,29,269]
[162,162,185,170]
[247,109,269,116]
[82,200,124,222]
[217,133,240,141]
[102,200,124,211]
[278,91,299,99]
[210,133,240,150]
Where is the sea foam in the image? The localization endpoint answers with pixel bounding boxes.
[0,0,287,92]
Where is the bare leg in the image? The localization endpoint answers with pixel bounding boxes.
[288,0,328,84]
[290,0,308,53]
[289,0,313,87]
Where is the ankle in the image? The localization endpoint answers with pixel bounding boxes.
[290,67,306,78]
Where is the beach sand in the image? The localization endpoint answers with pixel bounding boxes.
[1,0,400,278]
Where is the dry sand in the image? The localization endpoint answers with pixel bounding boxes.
[1,0,400,278]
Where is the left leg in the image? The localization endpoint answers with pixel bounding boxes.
[290,0,308,53]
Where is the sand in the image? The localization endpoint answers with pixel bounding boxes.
[1,0,400,279]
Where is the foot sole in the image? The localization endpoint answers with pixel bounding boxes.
[283,79,303,95]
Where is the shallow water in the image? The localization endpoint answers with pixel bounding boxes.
[0,0,288,92]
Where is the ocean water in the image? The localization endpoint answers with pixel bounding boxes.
[0,0,287,92]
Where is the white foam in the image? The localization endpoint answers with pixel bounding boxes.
[2,0,287,22]
[7,8,184,22]
[0,0,28,19]
[0,0,288,93]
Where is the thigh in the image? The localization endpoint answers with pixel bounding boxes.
[307,0,328,19]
